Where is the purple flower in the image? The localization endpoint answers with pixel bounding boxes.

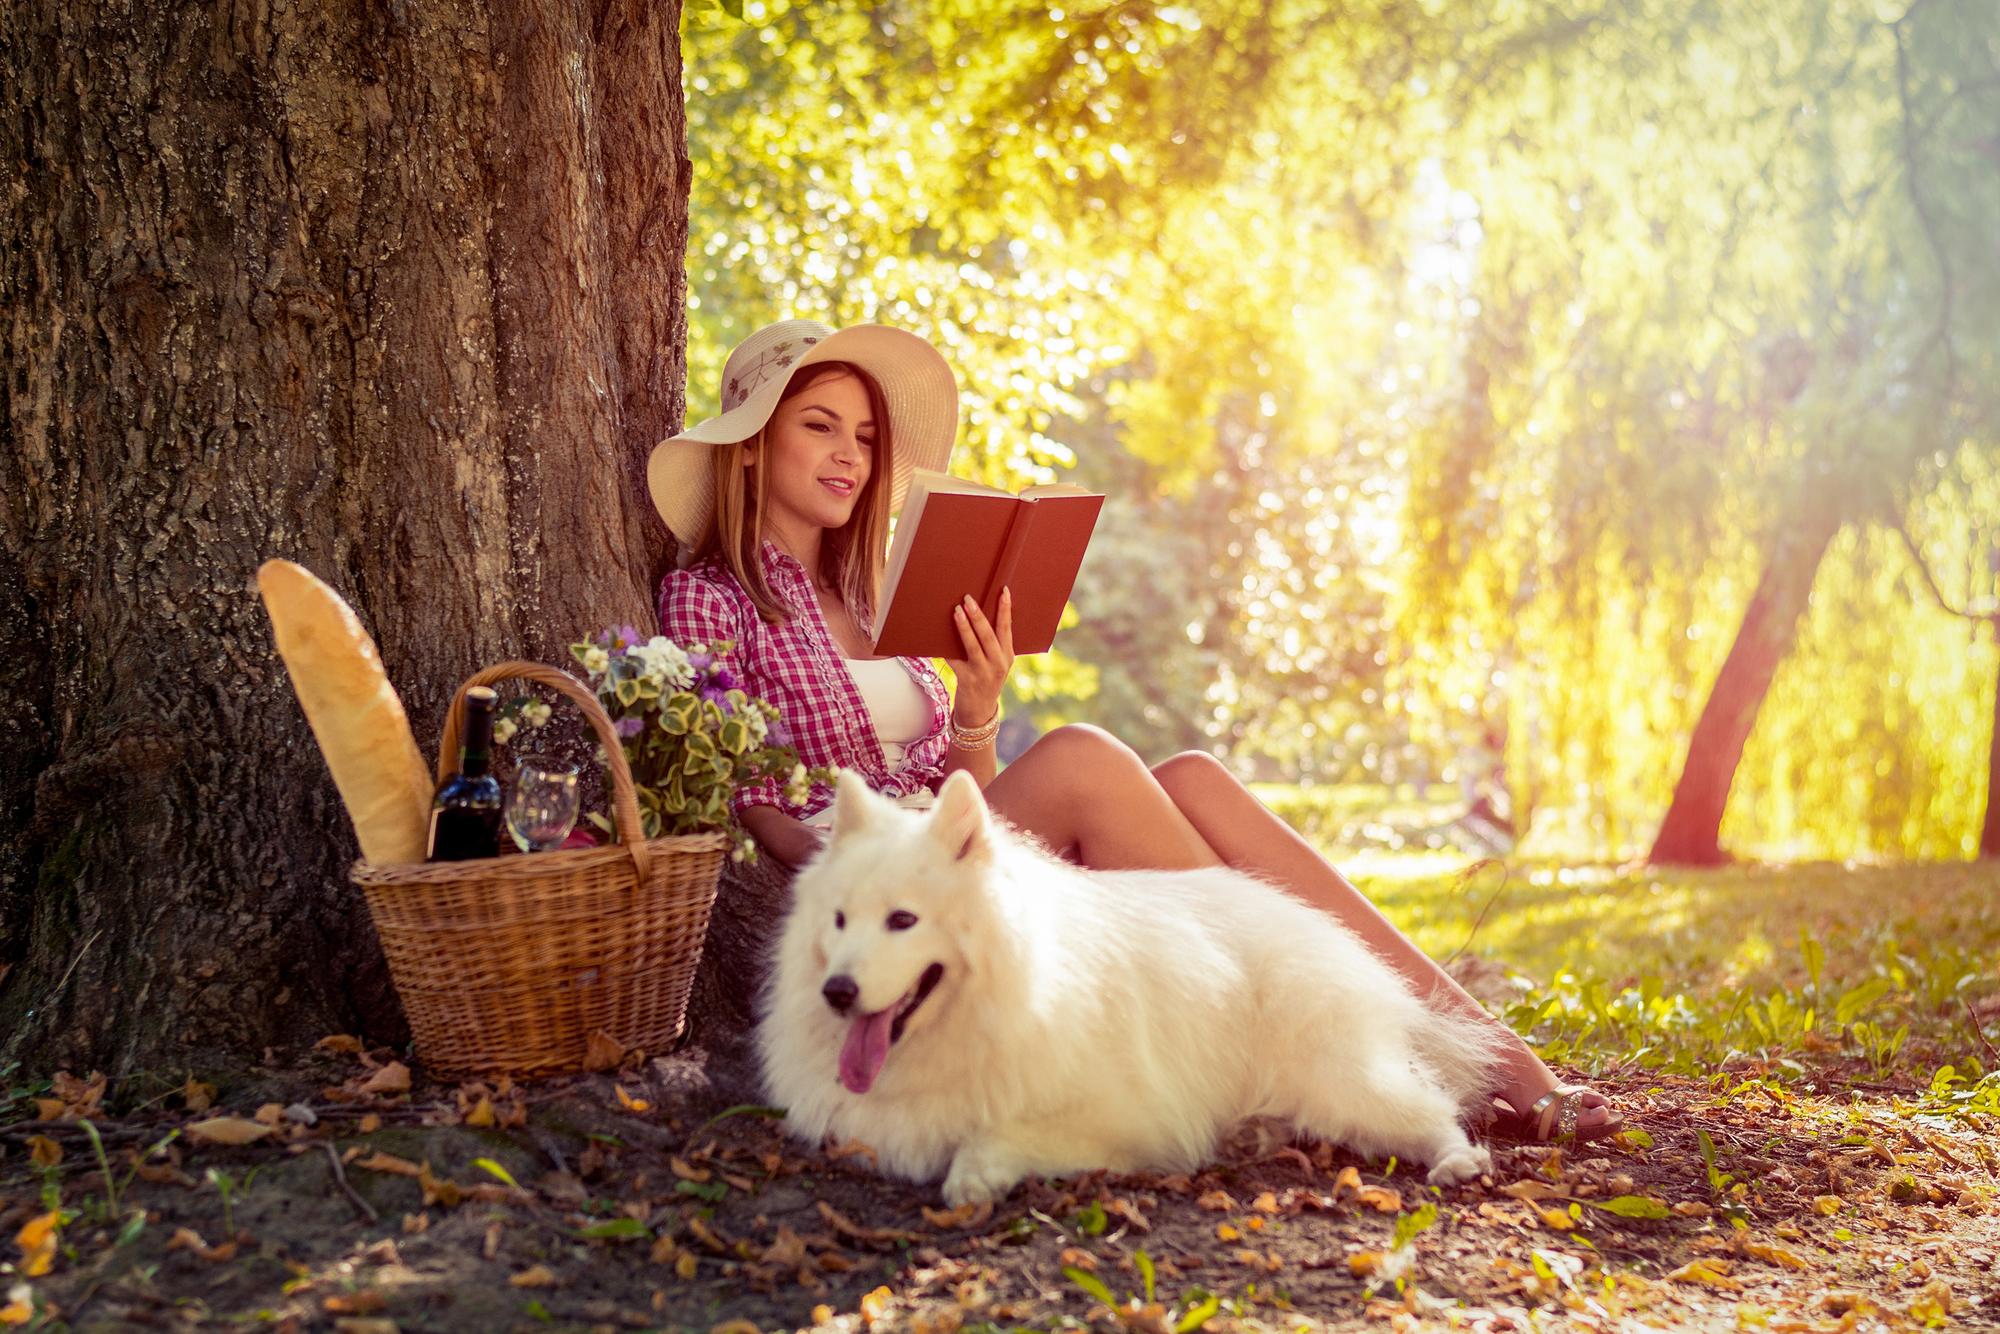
[767,719,792,748]
[700,686,732,711]
[614,716,644,738]
[614,624,642,650]
[713,667,741,691]
[687,650,713,671]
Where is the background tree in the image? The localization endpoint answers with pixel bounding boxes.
[0,0,690,1073]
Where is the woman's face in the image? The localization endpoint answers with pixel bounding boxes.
[758,370,877,548]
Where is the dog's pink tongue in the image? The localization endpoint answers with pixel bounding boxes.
[839,1009,896,1094]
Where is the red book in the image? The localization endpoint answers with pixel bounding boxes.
[871,470,1104,659]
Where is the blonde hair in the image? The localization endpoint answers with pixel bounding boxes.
[695,362,894,626]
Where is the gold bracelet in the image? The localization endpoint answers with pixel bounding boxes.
[949,709,1001,751]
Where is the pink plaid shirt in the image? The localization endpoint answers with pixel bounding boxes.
[658,544,952,821]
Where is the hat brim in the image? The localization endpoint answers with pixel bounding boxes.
[648,325,959,551]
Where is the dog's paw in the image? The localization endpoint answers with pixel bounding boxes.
[942,1144,1024,1207]
[1425,1144,1492,1187]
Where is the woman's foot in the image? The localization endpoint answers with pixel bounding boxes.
[1487,1085,1625,1144]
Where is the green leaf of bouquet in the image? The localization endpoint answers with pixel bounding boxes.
[719,718,750,755]
[615,677,641,707]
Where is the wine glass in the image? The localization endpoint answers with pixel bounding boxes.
[506,756,580,853]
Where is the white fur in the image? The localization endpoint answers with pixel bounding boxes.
[758,770,1505,1205]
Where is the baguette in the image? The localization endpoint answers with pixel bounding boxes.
[257,560,434,865]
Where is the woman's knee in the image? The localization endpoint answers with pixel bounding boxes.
[1151,749,1235,801]
[1028,723,1144,774]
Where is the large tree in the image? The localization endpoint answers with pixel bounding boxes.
[0,0,689,1075]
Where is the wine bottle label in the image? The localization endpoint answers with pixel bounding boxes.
[425,805,442,860]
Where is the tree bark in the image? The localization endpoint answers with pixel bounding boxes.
[0,0,688,1074]
[1649,502,1844,866]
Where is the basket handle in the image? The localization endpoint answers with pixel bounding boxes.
[437,660,651,882]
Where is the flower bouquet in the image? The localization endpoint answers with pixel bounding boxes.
[542,626,824,862]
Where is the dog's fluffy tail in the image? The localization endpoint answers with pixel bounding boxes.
[1409,1002,1515,1121]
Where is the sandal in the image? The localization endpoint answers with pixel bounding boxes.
[1487,1086,1626,1145]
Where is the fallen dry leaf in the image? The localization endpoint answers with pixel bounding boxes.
[860,1285,895,1328]
[462,1095,496,1128]
[824,1139,880,1170]
[508,1265,557,1288]
[1740,1238,1810,1270]
[253,1102,285,1126]
[27,1136,61,1168]
[316,1034,365,1055]
[14,1212,59,1278]
[920,1201,994,1229]
[1501,1179,1565,1202]
[418,1161,462,1208]
[186,1116,277,1146]
[1196,1190,1237,1212]
[353,1151,422,1178]
[49,1071,107,1119]
[359,1061,411,1095]
[166,1227,238,1263]
[322,1291,388,1315]
[358,1113,382,1133]
[1249,1191,1280,1214]
[584,1031,626,1072]
[1665,1258,1744,1291]
[615,1084,651,1113]
[670,1155,712,1183]
[182,1078,217,1112]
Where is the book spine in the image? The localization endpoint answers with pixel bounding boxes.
[980,500,1036,620]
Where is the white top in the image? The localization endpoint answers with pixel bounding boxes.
[843,656,932,767]
[805,657,939,831]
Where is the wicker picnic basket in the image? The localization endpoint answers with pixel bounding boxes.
[351,660,727,1077]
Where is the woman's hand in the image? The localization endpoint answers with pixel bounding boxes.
[739,806,827,870]
[945,588,1014,726]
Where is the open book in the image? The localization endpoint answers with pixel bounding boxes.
[872,469,1105,659]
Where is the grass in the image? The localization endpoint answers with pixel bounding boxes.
[1354,850,2000,1103]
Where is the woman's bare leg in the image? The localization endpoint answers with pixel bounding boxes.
[1149,751,1617,1131]
[981,725,1221,871]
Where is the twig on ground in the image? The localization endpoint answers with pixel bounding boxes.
[322,1140,379,1224]
[1442,859,1510,967]
[1963,997,2000,1066]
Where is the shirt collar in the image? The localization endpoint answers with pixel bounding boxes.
[759,540,810,582]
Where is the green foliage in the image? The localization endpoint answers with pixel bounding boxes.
[681,0,1999,856]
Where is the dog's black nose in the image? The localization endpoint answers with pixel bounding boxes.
[822,975,860,1013]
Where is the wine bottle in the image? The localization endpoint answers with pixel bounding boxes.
[428,686,504,861]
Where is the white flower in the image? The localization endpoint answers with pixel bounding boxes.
[492,718,518,745]
[630,636,693,689]
[784,761,811,805]
[580,645,611,675]
[522,700,553,728]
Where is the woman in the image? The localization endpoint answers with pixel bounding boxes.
[651,319,1621,1144]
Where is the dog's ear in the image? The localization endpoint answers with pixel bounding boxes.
[930,770,990,862]
[829,769,879,841]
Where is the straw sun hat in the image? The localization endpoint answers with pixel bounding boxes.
[647,319,960,552]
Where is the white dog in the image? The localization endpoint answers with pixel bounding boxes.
[759,770,1505,1205]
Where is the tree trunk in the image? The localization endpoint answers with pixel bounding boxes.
[0,0,689,1075]
[1649,503,1843,866]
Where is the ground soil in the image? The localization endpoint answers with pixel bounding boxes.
[4,1033,1997,1333]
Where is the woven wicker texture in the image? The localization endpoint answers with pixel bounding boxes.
[353,660,725,1077]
